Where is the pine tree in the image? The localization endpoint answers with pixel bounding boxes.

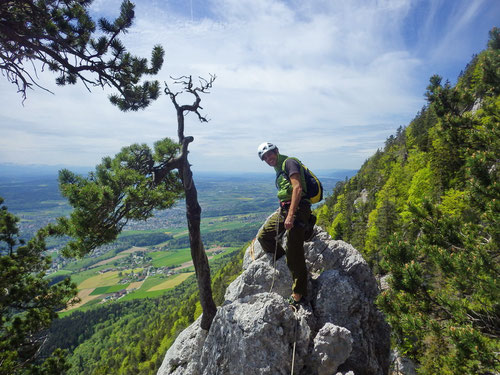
[0,0,164,110]
[55,139,184,257]
[0,197,77,374]
[377,33,500,374]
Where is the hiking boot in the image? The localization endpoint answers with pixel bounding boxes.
[304,214,317,241]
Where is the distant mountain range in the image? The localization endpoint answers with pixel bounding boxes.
[0,163,92,179]
[0,163,357,181]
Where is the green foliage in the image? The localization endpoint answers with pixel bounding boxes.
[0,197,77,374]
[54,139,184,257]
[379,197,499,373]
[1,0,164,110]
[0,196,20,253]
[90,284,130,296]
[41,247,245,374]
[211,246,245,306]
[167,223,261,249]
[316,29,500,372]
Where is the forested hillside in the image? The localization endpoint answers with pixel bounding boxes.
[40,246,245,374]
[316,29,499,373]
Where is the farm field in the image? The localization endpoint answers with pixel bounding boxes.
[0,171,346,315]
[62,245,237,312]
[147,273,194,291]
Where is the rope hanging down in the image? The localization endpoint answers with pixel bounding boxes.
[262,206,299,375]
[290,304,299,375]
[269,207,282,293]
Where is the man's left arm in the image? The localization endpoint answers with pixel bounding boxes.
[284,173,302,230]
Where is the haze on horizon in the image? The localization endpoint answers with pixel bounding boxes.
[0,0,498,173]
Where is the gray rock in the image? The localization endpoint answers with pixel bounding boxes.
[312,270,389,375]
[157,227,390,375]
[312,323,353,375]
[304,237,378,300]
[225,257,293,302]
[200,293,310,375]
[156,317,207,375]
[390,350,417,375]
[354,188,369,207]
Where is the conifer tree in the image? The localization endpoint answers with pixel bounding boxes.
[57,75,219,330]
[0,197,77,374]
[377,32,500,373]
[0,0,164,110]
[55,139,184,257]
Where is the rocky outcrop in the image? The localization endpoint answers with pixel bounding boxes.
[158,226,390,375]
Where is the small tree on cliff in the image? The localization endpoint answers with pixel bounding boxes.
[57,74,218,330]
[160,75,218,329]
[0,0,164,109]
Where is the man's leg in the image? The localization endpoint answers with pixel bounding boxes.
[285,204,311,299]
[257,210,286,259]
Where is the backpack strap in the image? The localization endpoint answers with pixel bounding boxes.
[277,157,307,194]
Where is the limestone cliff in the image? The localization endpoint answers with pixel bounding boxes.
[157,226,390,375]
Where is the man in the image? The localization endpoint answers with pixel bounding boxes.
[257,142,311,305]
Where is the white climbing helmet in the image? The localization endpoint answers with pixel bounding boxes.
[257,142,277,160]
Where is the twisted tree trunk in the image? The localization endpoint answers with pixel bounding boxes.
[165,75,217,330]
[178,156,217,330]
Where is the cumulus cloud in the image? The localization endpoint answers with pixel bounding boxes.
[0,0,498,172]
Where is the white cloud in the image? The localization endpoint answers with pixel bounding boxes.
[0,0,497,172]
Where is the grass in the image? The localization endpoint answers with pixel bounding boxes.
[49,269,73,278]
[77,271,121,289]
[90,284,130,295]
[120,272,196,300]
[147,272,194,291]
[120,289,167,301]
[68,265,112,285]
[150,248,192,267]
[138,275,166,290]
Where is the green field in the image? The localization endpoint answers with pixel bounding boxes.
[150,248,192,267]
[3,173,315,314]
[148,273,194,291]
[137,275,167,290]
[120,273,197,301]
[78,271,121,289]
[60,245,235,312]
[90,284,131,295]
[68,265,115,285]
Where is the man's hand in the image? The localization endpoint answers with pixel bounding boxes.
[285,213,295,230]
[285,173,302,230]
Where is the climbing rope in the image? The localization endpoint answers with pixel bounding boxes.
[265,207,300,375]
[290,304,299,375]
[250,238,256,261]
[269,207,282,293]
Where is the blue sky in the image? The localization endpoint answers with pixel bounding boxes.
[0,0,498,173]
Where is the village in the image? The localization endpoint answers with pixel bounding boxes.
[94,246,225,304]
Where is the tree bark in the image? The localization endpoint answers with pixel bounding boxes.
[163,74,217,330]
[179,160,217,330]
